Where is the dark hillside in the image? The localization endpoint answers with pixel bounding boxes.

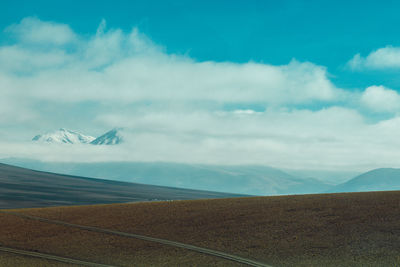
[0,163,244,209]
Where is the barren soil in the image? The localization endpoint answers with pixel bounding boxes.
[1,191,400,266]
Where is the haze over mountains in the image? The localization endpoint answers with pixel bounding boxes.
[2,158,399,195]
[32,128,123,145]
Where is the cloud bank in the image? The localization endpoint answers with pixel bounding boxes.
[1,17,400,171]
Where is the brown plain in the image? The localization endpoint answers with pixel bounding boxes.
[1,191,400,266]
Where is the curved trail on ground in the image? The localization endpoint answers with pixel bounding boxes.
[0,246,116,267]
[0,210,272,267]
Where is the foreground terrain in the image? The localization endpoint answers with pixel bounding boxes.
[1,191,400,266]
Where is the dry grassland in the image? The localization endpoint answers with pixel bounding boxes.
[1,191,400,266]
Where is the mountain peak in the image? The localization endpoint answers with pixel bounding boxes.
[32,128,124,145]
[32,129,95,144]
[90,128,123,145]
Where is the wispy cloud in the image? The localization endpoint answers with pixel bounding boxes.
[5,17,77,45]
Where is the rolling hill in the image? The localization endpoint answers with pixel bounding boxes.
[0,163,244,209]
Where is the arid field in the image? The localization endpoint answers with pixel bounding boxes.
[1,191,400,266]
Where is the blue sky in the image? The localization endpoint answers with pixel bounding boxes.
[1,1,400,171]
[2,0,400,91]
[1,1,399,67]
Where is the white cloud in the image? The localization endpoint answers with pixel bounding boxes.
[0,17,341,105]
[5,17,77,45]
[0,72,38,124]
[348,46,400,70]
[0,45,70,73]
[360,85,400,113]
[10,59,340,105]
[232,109,261,115]
[2,17,400,172]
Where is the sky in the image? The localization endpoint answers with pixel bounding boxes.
[1,0,400,171]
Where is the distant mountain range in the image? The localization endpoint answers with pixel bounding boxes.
[1,158,399,196]
[32,128,123,145]
[0,159,331,195]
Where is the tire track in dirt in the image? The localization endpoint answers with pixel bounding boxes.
[0,245,117,267]
[0,210,272,267]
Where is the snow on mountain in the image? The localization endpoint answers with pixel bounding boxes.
[90,128,123,145]
[32,128,95,144]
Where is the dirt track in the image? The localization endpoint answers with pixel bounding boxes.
[0,246,115,267]
[0,210,272,267]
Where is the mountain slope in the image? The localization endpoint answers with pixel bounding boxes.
[0,163,244,209]
[90,128,123,145]
[32,128,95,144]
[0,159,332,195]
[330,168,400,193]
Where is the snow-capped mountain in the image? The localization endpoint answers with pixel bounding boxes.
[90,128,123,145]
[32,128,95,144]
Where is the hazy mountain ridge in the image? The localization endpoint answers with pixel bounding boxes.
[329,168,400,193]
[3,158,399,195]
[0,158,331,195]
